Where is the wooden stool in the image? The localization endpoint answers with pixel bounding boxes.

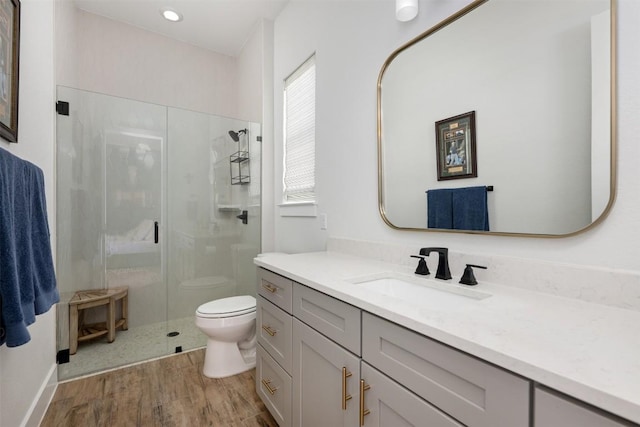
[69,287,128,355]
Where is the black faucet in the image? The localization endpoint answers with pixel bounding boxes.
[419,247,452,280]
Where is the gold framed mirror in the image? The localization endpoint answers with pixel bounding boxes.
[377,0,616,237]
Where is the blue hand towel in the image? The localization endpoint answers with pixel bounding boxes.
[427,189,454,229]
[452,186,489,231]
[0,148,59,347]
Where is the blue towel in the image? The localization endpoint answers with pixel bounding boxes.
[427,189,454,229]
[427,186,490,231]
[0,148,59,347]
[452,186,489,231]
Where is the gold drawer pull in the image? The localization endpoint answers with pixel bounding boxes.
[261,379,278,395]
[342,367,353,410]
[359,379,370,426]
[262,324,277,336]
[262,283,278,293]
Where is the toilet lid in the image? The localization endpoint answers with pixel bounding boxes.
[196,295,256,318]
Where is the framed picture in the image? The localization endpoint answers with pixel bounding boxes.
[0,0,19,143]
[435,111,477,181]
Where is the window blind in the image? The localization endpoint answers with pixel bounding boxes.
[283,55,316,202]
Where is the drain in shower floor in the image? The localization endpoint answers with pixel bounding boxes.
[167,331,180,337]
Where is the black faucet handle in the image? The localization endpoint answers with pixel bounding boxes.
[410,255,430,276]
[459,264,487,286]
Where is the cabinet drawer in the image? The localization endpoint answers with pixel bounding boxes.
[362,313,530,427]
[257,343,292,427]
[361,362,464,427]
[535,386,636,427]
[257,296,293,374]
[258,268,293,314]
[293,283,361,355]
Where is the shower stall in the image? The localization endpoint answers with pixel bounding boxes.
[55,87,261,380]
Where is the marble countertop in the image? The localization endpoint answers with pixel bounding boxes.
[255,251,640,424]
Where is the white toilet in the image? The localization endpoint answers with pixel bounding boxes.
[195,295,257,378]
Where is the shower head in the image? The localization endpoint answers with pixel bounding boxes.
[228,129,247,142]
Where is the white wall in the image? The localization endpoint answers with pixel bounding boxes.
[237,19,275,253]
[261,21,275,253]
[271,0,640,274]
[237,22,264,123]
[58,7,238,118]
[0,1,58,426]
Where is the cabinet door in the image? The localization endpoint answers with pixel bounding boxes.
[293,319,360,427]
[361,362,464,427]
[535,387,636,427]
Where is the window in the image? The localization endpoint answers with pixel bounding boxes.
[283,55,316,203]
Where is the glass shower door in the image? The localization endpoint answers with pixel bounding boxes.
[56,87,262,380]
[56,86,169,379]
[103,128,164,326]
[166,108,261,353]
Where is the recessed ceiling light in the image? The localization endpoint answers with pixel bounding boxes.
[160,8,183,22]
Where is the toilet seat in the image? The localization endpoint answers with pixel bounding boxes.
[196,295,256,319]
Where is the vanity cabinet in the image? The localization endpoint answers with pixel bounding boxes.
[534,387,635,427]
[362,313,530,427]
[257,267,531,427]
[256,268,294,427]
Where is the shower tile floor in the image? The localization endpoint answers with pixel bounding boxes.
[59,316,206,381]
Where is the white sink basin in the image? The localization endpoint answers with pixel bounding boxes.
[347,273,491,302]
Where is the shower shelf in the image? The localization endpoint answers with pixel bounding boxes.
[231,175,250,185]
[230,151,249,163]
[218,204,241,212]
[230,150,250,185]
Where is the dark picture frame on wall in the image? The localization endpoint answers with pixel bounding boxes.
[0,0,19,143]
[435,110,477,181]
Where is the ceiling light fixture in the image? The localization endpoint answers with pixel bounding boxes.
[160,8,183,22]
[396,0,418,22]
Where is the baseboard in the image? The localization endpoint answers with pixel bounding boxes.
[23,363,58,427]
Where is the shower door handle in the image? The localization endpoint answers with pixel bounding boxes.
[154,221,159,244]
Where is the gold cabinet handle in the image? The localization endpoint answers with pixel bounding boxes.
[342,367,353,410]
[261,379,278,395]
[262,324,277,336]
[359,379,371,426]
[262,283,278,293]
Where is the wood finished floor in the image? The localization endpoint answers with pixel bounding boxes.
[41,349,278,427]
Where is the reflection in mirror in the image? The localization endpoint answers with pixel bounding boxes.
[378,0,615,236]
